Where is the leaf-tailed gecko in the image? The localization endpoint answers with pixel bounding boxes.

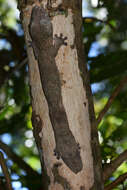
[29,5,83,174]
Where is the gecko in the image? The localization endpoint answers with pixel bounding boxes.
[29,5,83,174]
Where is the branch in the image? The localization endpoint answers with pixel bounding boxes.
[0,151,13,190]
[103,150,127,182]
[83,16,116,30]
[0,140,39,177]
[96,76,127,126]
[0,57,27,91]
[104,172,127,190]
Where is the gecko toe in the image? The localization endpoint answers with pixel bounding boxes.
[64,42,67,46]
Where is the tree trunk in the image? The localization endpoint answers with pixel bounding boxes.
[18,0,104,189]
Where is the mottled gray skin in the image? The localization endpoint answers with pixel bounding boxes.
[29,5,83,174]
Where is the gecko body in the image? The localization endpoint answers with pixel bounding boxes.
[29,5,83,174]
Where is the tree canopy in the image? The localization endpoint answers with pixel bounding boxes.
[0,0,127,189]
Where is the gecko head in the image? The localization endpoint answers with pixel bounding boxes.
[30,5,52,40]
[40,18,52,38]
[31,6,41,22]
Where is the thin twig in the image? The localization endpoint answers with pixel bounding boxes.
[96,76,127,126]
[103,150,127,182]
[0,151,13,190]
[104,172,127,190]
[83,16,116,30]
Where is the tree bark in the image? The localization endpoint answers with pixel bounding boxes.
[18,0,104,189]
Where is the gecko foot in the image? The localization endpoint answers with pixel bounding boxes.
[54,33,68,47]
[54,149,61,160]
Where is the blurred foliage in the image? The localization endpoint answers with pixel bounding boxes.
[0,0,127,189]
[85,0,127,189]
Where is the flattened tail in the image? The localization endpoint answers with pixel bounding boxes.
[62,153,83,174]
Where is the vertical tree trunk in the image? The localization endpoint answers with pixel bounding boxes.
[18,0,104,189]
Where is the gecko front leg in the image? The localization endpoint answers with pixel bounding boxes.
[53,33,67,57]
